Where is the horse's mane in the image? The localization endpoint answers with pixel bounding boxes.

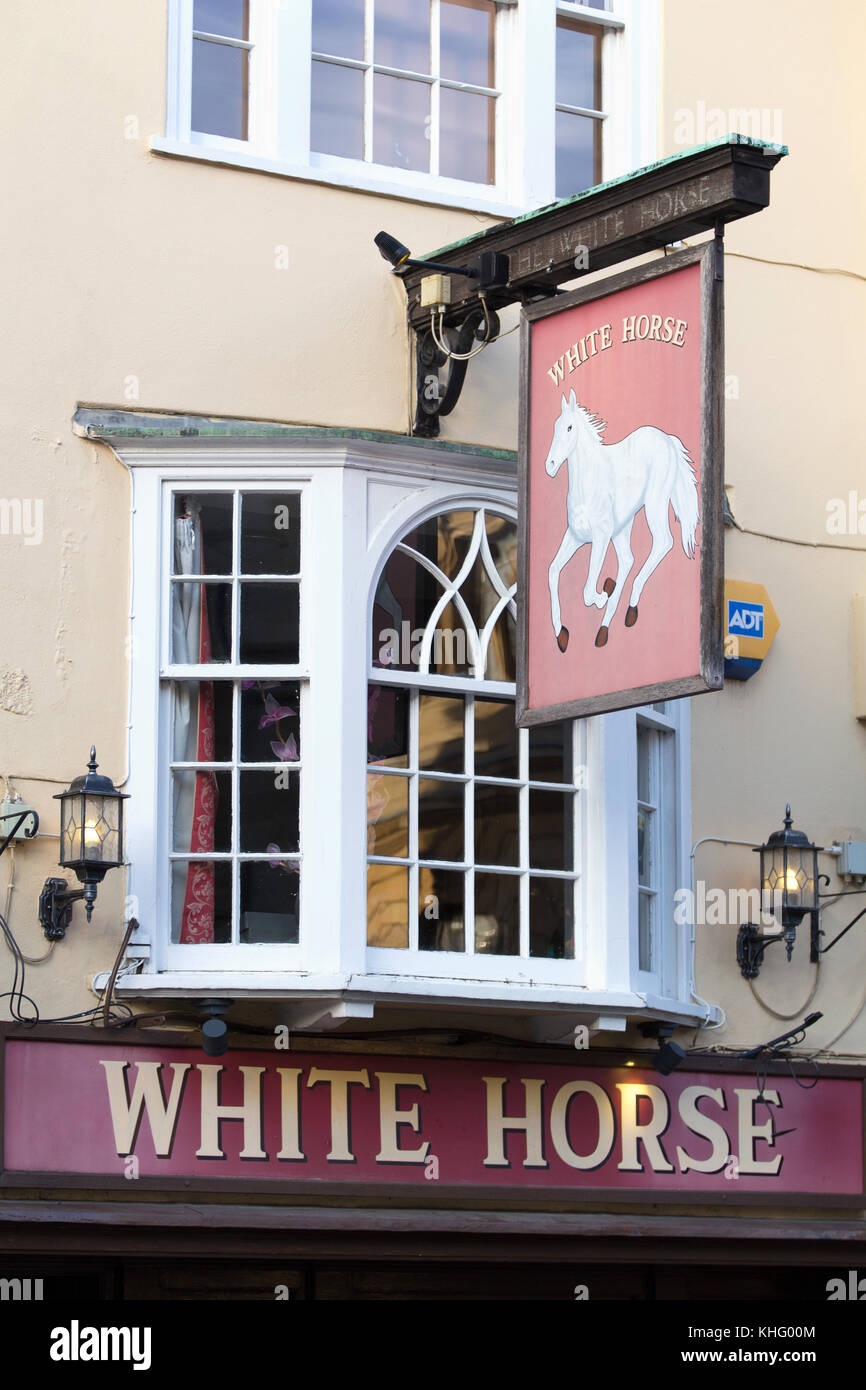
[574,404,606,443]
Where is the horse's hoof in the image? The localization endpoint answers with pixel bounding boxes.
[625,606,638,628]
[557,627,569,653]
[595,626,609,648]
[602,578,616,596]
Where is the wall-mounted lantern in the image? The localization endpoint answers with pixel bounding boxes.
[737,806,824,977]
[39,748,127,940]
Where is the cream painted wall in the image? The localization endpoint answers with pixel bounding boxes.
[659,0,866,1055]
[1,1,864,1044]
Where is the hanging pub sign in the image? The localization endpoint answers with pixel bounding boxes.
[517,242,724,725]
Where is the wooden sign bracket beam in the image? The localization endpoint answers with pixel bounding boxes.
[393,136,786,436]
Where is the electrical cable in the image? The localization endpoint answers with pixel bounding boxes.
[2,841,56,965]
[730,515,866,554]
[747,963,821,1022]
[430,302,494,361]
[0,904,134,1027]
[805,982,866,1056]
[726,250,866,284]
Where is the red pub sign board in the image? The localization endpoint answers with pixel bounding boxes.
[517,242,724,724]
[1,1034,862,1201]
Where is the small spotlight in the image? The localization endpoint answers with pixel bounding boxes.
[653,1040,686,1076]
[201,1017,228,1057]
[375,231,411,267]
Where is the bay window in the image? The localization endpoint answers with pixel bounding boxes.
[107,427,702,1028]
[157,1,658,214]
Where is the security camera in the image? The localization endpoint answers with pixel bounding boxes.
[201,1017,228,1057]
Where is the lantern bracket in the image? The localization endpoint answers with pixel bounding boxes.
[0,805,39,860]
[39,877,91,941]
[736,922,787,980]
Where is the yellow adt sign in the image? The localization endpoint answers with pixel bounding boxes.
[724,580,779,680]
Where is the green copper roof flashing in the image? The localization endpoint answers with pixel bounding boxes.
[72,408,517,462]
[426,134,789,260]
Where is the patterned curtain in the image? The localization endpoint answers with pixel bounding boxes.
[172,503,218,943]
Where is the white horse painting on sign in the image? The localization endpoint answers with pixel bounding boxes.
[545,388,699,651]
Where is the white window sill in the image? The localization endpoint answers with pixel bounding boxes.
[150,137,529,218]
[96,969,719,1026]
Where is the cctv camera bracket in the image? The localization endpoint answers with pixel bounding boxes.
[640,1022,677,1042]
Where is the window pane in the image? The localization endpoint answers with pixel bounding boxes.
[419,693,464,773]
[372,551,443,671]
[239,770,299,853]
[172,860,232,943]
[171,583,232,663]
[530,878,574,959]
[474,784,519,866]
[440,88,494,185]
[172,681,233,762]
[173,494,233,575]
[475,699,518,780]
[367,684,409,767]
[440,0,494,86]
[239,582,299,664]
[474,872,518,954]
[240,861,299,943]
[556,22,598,110]
[368,862,409,947]
[637,807,653,886]
[639,891,654,971]
[529,722,573,785]
[312,0,365,59]
[419,777,464,863]
[429,598,472,677]
[311,59,365,159]
[172,770,231,851]
[374,0,429,73]
[404,510,475,581]
[194,0,248,39]
[373,74,429,171]
[367,772,408,857]
[483,610,516,683]
[529,790,573,872]
[484,513,517,588]
[637,726,652,803]
[419,868,465,950]
[241,680,300,762]
[556,110,598,198]
[462,550,503,631]
[192,38,248,140]
[241,493,300,575]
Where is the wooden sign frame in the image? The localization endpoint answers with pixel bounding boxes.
[516,241,724,726]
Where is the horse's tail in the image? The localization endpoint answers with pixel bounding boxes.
[670,438,699,557]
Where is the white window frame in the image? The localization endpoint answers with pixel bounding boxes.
[156,0,658,217]
[111,434,698,1025]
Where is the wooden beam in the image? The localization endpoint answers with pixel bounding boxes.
[403,137,786,330]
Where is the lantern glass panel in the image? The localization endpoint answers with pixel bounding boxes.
[85,795,122,865]
[761,846,786,915]
[60,794,85,864]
